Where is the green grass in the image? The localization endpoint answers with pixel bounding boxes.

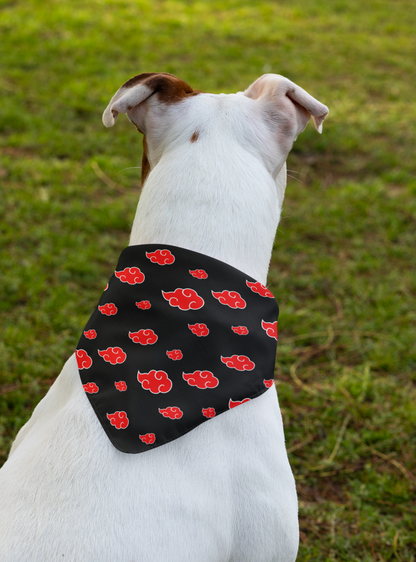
[1,0,415,559]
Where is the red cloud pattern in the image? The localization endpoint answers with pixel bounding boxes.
[166,349,183,360]
[129,329,158,345]
[246,281,274,298]
[83,382,99,393]
[98,347,127,365]
[104,283,108,291]
[115,381,127,391]
[98,303,118,316]
[115,267,145,285]
[188,323,209,337]
[189,269,208,279]
[231,326,249,335]
[136,300,151,310]
[138,370,173,394]
[221,355,255,371]
[162,288,204,311]
[229,398,251,409]
[76,349,93,370]
[202,407,216,418]
[107,411,129,429]
[84,329,97,340]
[211,290,246,309]
[158,406,183,419]
[146,249,175,265]
[182,370,219,389]
[139,433,156,444]
[263,379,274,388]
[261,320,278,340]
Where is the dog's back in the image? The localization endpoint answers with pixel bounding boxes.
[0,73,328,562]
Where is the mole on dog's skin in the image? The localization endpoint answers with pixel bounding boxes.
[0,72,328,562]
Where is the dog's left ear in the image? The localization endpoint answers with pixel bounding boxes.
[244,74,328,135]
[102,72,200,130]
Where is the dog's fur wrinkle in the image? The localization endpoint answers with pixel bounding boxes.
[0,72,328,562]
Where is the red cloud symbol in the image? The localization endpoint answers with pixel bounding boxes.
[188,323,209,337]
[166,349,183,360]
[246,280,274,298]
[114,381,127,391]
[229,398,251,409]
[104,283,108,291]
[138,370,173,394]
[221,355,255,371]
[115,267,145,285]
[98,303,118,316]
[158,406,183,419]
[189,269,208,279]
[261,320,278,340]
[98,347,127,365]
[146,249,175,265]
[107,411,129,429]
[162,288,204,311]
[264,379,274,388]
[83,382,99,394]
[139,433,156,444]
[231,326,249,335]
[76,349,93,370]
[84,329,97,340]
[136,300,151,310]
[182,370,219,389]
[202,407,216,418]
[129,329,158,345]
[212,290,246,309]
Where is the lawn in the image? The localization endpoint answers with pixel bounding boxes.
[1,0,415,560]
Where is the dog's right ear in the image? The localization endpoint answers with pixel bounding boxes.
[102,73,200,130]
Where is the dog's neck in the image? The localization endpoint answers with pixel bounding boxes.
[129,147,285,285]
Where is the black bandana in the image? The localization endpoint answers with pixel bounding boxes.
[76,245,279,454]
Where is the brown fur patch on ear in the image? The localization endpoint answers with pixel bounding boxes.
[121,72,201,104]
[141,136,151,187]
[190,131,200,143]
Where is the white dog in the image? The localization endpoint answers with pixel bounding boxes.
[0,73,328,562]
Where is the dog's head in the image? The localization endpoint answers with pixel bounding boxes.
[103,72,328,191]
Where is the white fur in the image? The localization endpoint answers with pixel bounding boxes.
[0,74,328,561]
